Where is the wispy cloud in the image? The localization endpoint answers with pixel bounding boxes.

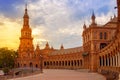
[0,0,116,49]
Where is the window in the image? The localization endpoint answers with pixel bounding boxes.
[100,43,107,50]
[104,32,107,39]
[100,32,103,39]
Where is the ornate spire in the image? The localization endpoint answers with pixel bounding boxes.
[23,4,29,27]
[45,42,50,49]
[91,11,95,20]
[91,11,96,25]
[60,44,64,50]
[83,22,87,30]
[24,4,29,18]
[36,44,40,51]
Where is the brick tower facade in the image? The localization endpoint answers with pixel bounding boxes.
[17,5,34,68]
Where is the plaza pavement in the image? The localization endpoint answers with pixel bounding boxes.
[8,69,106,80]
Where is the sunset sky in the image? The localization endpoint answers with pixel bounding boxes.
[0,0,116,50]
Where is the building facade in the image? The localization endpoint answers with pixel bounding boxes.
[16,0,120,74]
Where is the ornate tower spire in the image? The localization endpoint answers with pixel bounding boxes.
[83,22,87,30]
[23,4,29,27]
[60,44,64,50]
[35,44,40,51]
[91,11,96,25]
[45,42,50,49]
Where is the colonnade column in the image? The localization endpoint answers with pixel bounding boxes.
[118,53,120,67]
[115,54,118,66]
[107,56,109,66]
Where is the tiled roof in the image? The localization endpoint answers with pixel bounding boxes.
[49,47,83,55]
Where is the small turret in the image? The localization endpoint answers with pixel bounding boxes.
[36,44,40,51]
[45,42,50,49]
[60,44,64,50]
[83,22,87,30]
[23,4,29,27]
[91,11,97,25]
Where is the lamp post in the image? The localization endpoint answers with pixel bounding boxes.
[40,55,43,73]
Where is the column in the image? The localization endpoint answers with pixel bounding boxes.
[103,56,105,66]
[115,54,118,66]
[107,55,109,66]
[110,56,113,66]
[113,56,115,67]
[118,53,120,67]
[101,56,103,66]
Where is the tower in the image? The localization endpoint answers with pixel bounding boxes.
[17,5,34,68]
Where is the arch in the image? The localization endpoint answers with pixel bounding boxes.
[29,62,33,67]
[62,61,64,66]
[71,60,73,66]
[108,54,111,66]
[80,60,82,66]
[102,56,105,66]
[36,64,38,68]
[59,61,61,66]
[99,56,102,66]
[24,64,26,67]
[53,61,55,66]
[68,61,70,66]
[77,60,79,66]
[74,60,76,66]
[100,43,107,50]
[50,61,52,66]
[56,61,58,66]
[65,61,67,66]
[18,63,20,67]
[105,55,108,66]
[44,61,46,66]
[47,61,49,66]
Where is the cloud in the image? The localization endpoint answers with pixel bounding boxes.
[0,14,21,49]
[0,0,116,49]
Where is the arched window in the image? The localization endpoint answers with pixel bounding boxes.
[18,63,20,67]
[29,62,33,67]
[36,64,38,68]
[44,62,46,66]
[100,32,103,39]
[24,64,26,67]
[100,43,107,50]
[104,32,107,39]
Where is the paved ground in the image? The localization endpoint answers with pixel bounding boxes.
[8,69,106,80]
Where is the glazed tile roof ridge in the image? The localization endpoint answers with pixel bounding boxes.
[49,46,83,55]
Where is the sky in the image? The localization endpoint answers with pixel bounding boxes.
[0,0,117,50]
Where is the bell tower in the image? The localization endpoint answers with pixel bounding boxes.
[17,5,34,67]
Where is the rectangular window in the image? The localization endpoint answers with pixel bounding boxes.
[100,32,103,39]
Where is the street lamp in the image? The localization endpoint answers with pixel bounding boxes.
[40,55,43,73]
